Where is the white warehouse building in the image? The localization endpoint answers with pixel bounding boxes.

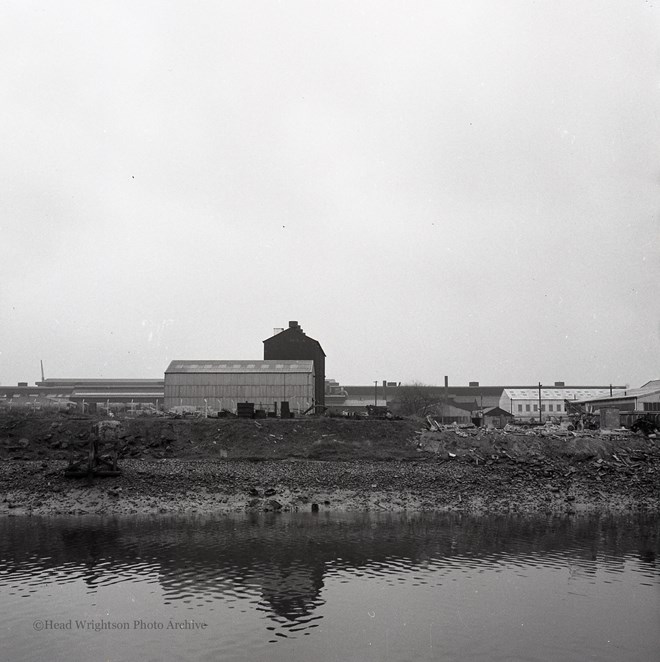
[164,360,315,414]
[500,386,625,421]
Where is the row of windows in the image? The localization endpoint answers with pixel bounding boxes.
[517,403,564,413]
[643,402,660,411]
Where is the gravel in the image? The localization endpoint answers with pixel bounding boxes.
[1,415,658,517]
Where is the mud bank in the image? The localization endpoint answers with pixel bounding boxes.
[1,416,658,516]
[1,455,658,517]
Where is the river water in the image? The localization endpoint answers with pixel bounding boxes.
[1,512,658,662]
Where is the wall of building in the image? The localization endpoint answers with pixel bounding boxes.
[499,387,622,421]
[582,390,660,413]
[1,380,164,411]
[263,322,325,407]
[164,370,314,413]
[484,413,512,428]
[640,391,660,411]
[505,399,570,419]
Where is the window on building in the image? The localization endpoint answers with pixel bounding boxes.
[643,402,660,411]
[518,405,522,412]
[557,404,562,412]
[549,404,554,412]
[541,405,546,412]
[525,405,530,412]
[534,405,538,412]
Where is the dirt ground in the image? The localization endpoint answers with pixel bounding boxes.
[1,413,658,516]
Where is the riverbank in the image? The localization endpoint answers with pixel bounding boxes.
[1,415,658,516]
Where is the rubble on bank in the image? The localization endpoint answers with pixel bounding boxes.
[0,415,658,517]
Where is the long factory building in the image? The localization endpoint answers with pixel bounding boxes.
[163,359,315,414]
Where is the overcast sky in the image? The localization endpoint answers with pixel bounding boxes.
[1,1,659,388]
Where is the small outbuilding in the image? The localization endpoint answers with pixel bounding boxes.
[483,407,514,428]
[427,400,477,425]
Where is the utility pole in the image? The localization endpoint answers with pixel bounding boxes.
[538,382,542,424]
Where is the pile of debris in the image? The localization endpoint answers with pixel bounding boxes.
[417,415,659,462]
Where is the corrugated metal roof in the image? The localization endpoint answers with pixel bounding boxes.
[38,379,164,386]
[575,386,660,404]
[341,399,387,408]
[343,386,405,396]
[71,392,164,398]
[345,384,625,397]
[165,360,314,374]
[504,388,620,400]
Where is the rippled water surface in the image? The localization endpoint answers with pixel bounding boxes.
[1,512,658,661]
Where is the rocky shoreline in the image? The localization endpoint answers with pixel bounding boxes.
[1,454,658,517]
[1,415,659,517]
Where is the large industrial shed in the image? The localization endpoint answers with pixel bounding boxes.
[36,378,164,409]
[499,386,623,421]
[575,381,660,413]
[164,360,315,414]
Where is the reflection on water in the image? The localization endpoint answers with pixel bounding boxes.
[1,512,658,661]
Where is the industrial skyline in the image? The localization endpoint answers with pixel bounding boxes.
[2,2,659,388]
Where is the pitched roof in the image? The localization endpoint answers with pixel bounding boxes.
[263,326,326,356]
[165,360,314,374]
[37,378,164,387]
[504,388,620,400]
[576,386,660,404]
[428,399,478,413]
[484,407,514,417]
[341,399,387,408]
[71,391,164,398]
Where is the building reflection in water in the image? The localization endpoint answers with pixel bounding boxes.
[0,512,658,628]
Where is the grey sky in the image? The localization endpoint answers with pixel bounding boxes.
[1,1,659,388]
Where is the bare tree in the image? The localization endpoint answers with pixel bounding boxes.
[391,382,437,417]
